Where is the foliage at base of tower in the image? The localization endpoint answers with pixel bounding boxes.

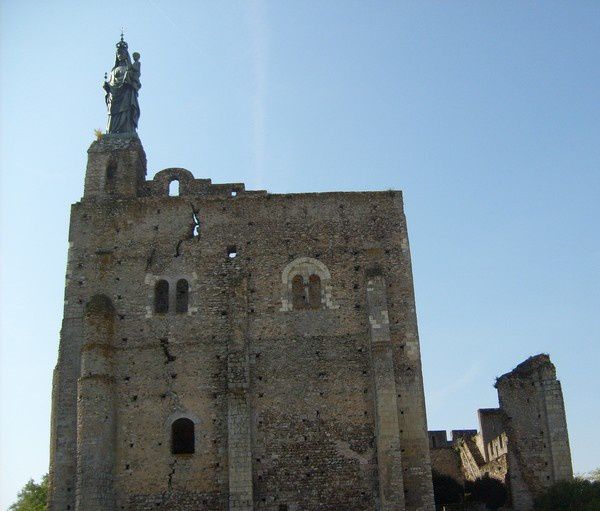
[9,475,48,511]
[432,470,464,508]
[533,478,600,511]
[586,467,600,483]
[465,475,508,510]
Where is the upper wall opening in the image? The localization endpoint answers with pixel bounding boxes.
[169,179,180,197]
[143,168,266,198]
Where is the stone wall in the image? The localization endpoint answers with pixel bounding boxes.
[430,447,463,484]
[496,355,573,511]
[48,135,435,511]
[429,354,572,511]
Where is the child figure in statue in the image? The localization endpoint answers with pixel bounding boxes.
[128,52,142,92]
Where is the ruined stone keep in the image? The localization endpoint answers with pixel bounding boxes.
[429,354,573,511]
[48,134,436,510]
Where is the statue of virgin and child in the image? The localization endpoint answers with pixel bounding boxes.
[103,33,141,134]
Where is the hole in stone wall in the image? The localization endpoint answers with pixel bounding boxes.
[231,190,237,197]
[171,418,195,454]
[169,179,180,197]
[106,160,117,191]
[308,274,322,309]
[191,207,201,237]
[176,279,189,313]
[227,246,237,258]
[292,275,307,310]
[154,280,169,313]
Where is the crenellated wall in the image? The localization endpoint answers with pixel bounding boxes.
[428,355,572,511]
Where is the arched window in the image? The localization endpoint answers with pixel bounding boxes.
[308,274,322,309]
[171,418,195,454]
[169,179,180,197]
[281,257,337,312]
[291,275,307,310]
[154,280,169,313]
[176,279,189,313]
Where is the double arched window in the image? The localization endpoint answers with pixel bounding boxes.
[291,274,322,309]
[281,257,337,311]
[153,278,189,314]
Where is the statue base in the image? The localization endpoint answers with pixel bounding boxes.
[84,134,146,199]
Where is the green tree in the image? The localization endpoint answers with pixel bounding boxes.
[587,467,600,482]
[533,477,600,511]
[9,475,48,511]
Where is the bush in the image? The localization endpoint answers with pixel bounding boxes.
[432,470,464,508]
[465,475,507,510]
[9,475,48,511]
[533,478,600,511]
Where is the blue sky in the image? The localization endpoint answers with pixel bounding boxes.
[1,1,599,507]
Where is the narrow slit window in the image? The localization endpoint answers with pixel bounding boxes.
[308,274,322,309]
[171,418,195,454]
[154,280,169,313]
[169,179,180,197]
[176,279,189,313]
[292,275,307,310]
[105,160,117,191]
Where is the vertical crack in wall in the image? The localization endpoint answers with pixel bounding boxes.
[160,338,176,364]
[167,459,177,490]
[174,240,183,257]
[161,459,178,504]
[145,248,156,271]
[190,203,200,237]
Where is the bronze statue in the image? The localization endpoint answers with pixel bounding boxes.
[103,33,141,134]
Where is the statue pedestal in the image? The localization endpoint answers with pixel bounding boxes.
[84,135,146,200]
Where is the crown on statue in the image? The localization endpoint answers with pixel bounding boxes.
[116,31,128,51]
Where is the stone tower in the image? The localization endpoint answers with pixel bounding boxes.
[47,133,436,511]
[48,38,435,511]
[427,354,573,511]
[496,354,573,510]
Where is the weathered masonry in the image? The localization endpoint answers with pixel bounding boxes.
[48,135,435,511]
[429,354,573,511]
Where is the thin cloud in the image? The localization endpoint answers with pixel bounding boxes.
[147,0,204,54]
[428,361,483,407]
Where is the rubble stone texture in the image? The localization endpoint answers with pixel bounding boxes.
[496,354,573,510]
[428,354,573,511]
[48,135,435,511]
